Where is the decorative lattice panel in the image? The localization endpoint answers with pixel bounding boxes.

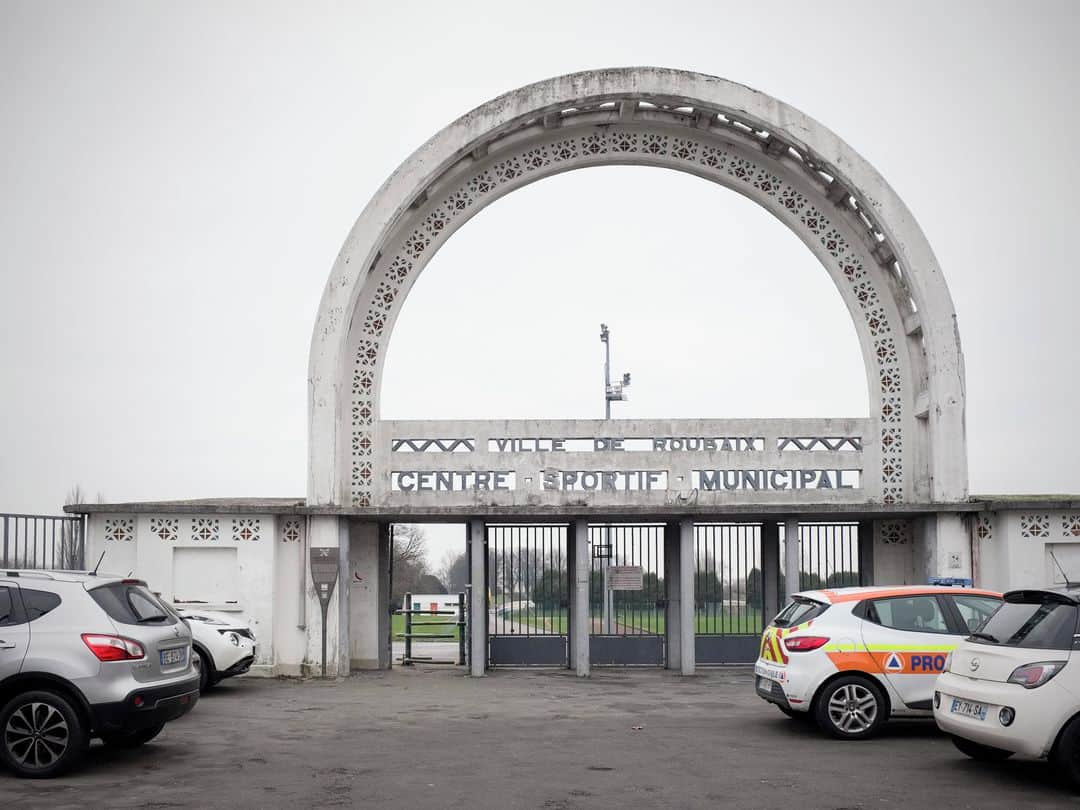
[281,519,303,543]
[231,519,261,542]
[191,518,220,542]
[347,125,909,506]
[150,517,178,542]
[1063,515,1080,538]
[104,517,135,542]
[1020,514,1050,539]
[878,520,912,545]
[974,514,993,542]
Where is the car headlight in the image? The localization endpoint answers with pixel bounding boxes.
[217,630,241,646]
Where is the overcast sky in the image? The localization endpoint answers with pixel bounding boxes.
[2,1,1078,566]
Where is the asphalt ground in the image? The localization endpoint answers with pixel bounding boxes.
[2,666,1077,809]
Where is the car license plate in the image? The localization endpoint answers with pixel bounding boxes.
[949,698,988,721]
[160,647,185,667]
[754,662,786,683]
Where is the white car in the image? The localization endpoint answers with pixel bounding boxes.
[179,609,256,692]
[755,585,1002,739]
[934,586,1080,785]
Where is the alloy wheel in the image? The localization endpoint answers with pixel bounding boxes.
[4,702,70,769]
[827,683,878,734]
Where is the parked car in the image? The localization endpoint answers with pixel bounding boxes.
[755,585,1002,739]
[934,586,1080,785]
[178,609,255,693]
[0,570,199,778]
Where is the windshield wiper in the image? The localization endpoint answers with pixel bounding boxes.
[138,615,169,624]
[969,631,999,643]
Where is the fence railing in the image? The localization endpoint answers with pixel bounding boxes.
[396,591,466,666]
[1,514,86,570]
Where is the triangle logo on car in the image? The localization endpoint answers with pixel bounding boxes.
[884,652,904,672]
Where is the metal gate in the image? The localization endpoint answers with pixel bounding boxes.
[589,524,665,666]
[694,524,764,664]
[487,525,568,667]
[785,522,862,591]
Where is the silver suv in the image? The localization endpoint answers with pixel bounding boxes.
[0,570,200,778]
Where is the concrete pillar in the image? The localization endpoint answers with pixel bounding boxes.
[760,521,781,620]
[378,522,391,668]
[664,521,681,670]
[468,519,486,677]
[918,512,970,582]
[679,519,695,676]
[784,517,801,600]
[572,520,590,677]
[347,520,387,670]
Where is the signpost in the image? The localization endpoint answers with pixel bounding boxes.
[606,565,644,591]
[309,548,340,677]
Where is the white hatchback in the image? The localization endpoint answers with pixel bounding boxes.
[934,586,1080,786]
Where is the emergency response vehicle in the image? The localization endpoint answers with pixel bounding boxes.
[754,585,1002,739]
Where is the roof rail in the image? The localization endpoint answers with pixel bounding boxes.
[2,570,59,581]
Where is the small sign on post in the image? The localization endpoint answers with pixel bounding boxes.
[606,565,644,591]
[310,548,340,677]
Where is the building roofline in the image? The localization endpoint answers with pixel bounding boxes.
[61,494,1080,520]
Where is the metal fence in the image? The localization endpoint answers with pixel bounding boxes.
[487,524,568,666]
[588,524,665,636]
[589,524,665,665]
[695,523,764,663]
[789,522,861,590]
[1,514,86,570]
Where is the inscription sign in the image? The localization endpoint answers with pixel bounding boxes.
[483,436,766,453]
[606,566,644,591]
[392,471,515,492]
[542,470,668,491]
[693,469,861,491]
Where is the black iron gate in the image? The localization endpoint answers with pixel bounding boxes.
[694,523,764,664]
[487,525,568,667]
[786,522,862,591]
[589,524,665,666]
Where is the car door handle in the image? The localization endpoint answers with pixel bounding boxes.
[0,641,16,650]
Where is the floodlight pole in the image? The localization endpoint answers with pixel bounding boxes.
[602,323,612,420]
[599,323,632,634]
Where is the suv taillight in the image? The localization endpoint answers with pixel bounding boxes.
[81,633,146,661]
[783,635,830,652]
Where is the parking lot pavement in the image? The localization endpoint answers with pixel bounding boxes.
[3,667,1075,809]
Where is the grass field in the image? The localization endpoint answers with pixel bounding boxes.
[507,608,764,636]
[391,613,461,642]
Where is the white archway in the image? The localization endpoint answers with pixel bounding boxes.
[309,68,966,509]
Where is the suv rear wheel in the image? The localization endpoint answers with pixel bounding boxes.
[0,690,89,778]
[814,675,887,740]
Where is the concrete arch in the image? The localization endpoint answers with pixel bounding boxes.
[309,68,966,508]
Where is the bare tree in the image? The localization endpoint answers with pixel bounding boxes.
[392,524,427,569]
[60,484,87,570]
[391,525,441,606]
[439,549,469,593]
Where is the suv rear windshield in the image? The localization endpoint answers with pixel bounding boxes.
[970,593,1078,650]
[89,582,177,626]
[773,597,829,627]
